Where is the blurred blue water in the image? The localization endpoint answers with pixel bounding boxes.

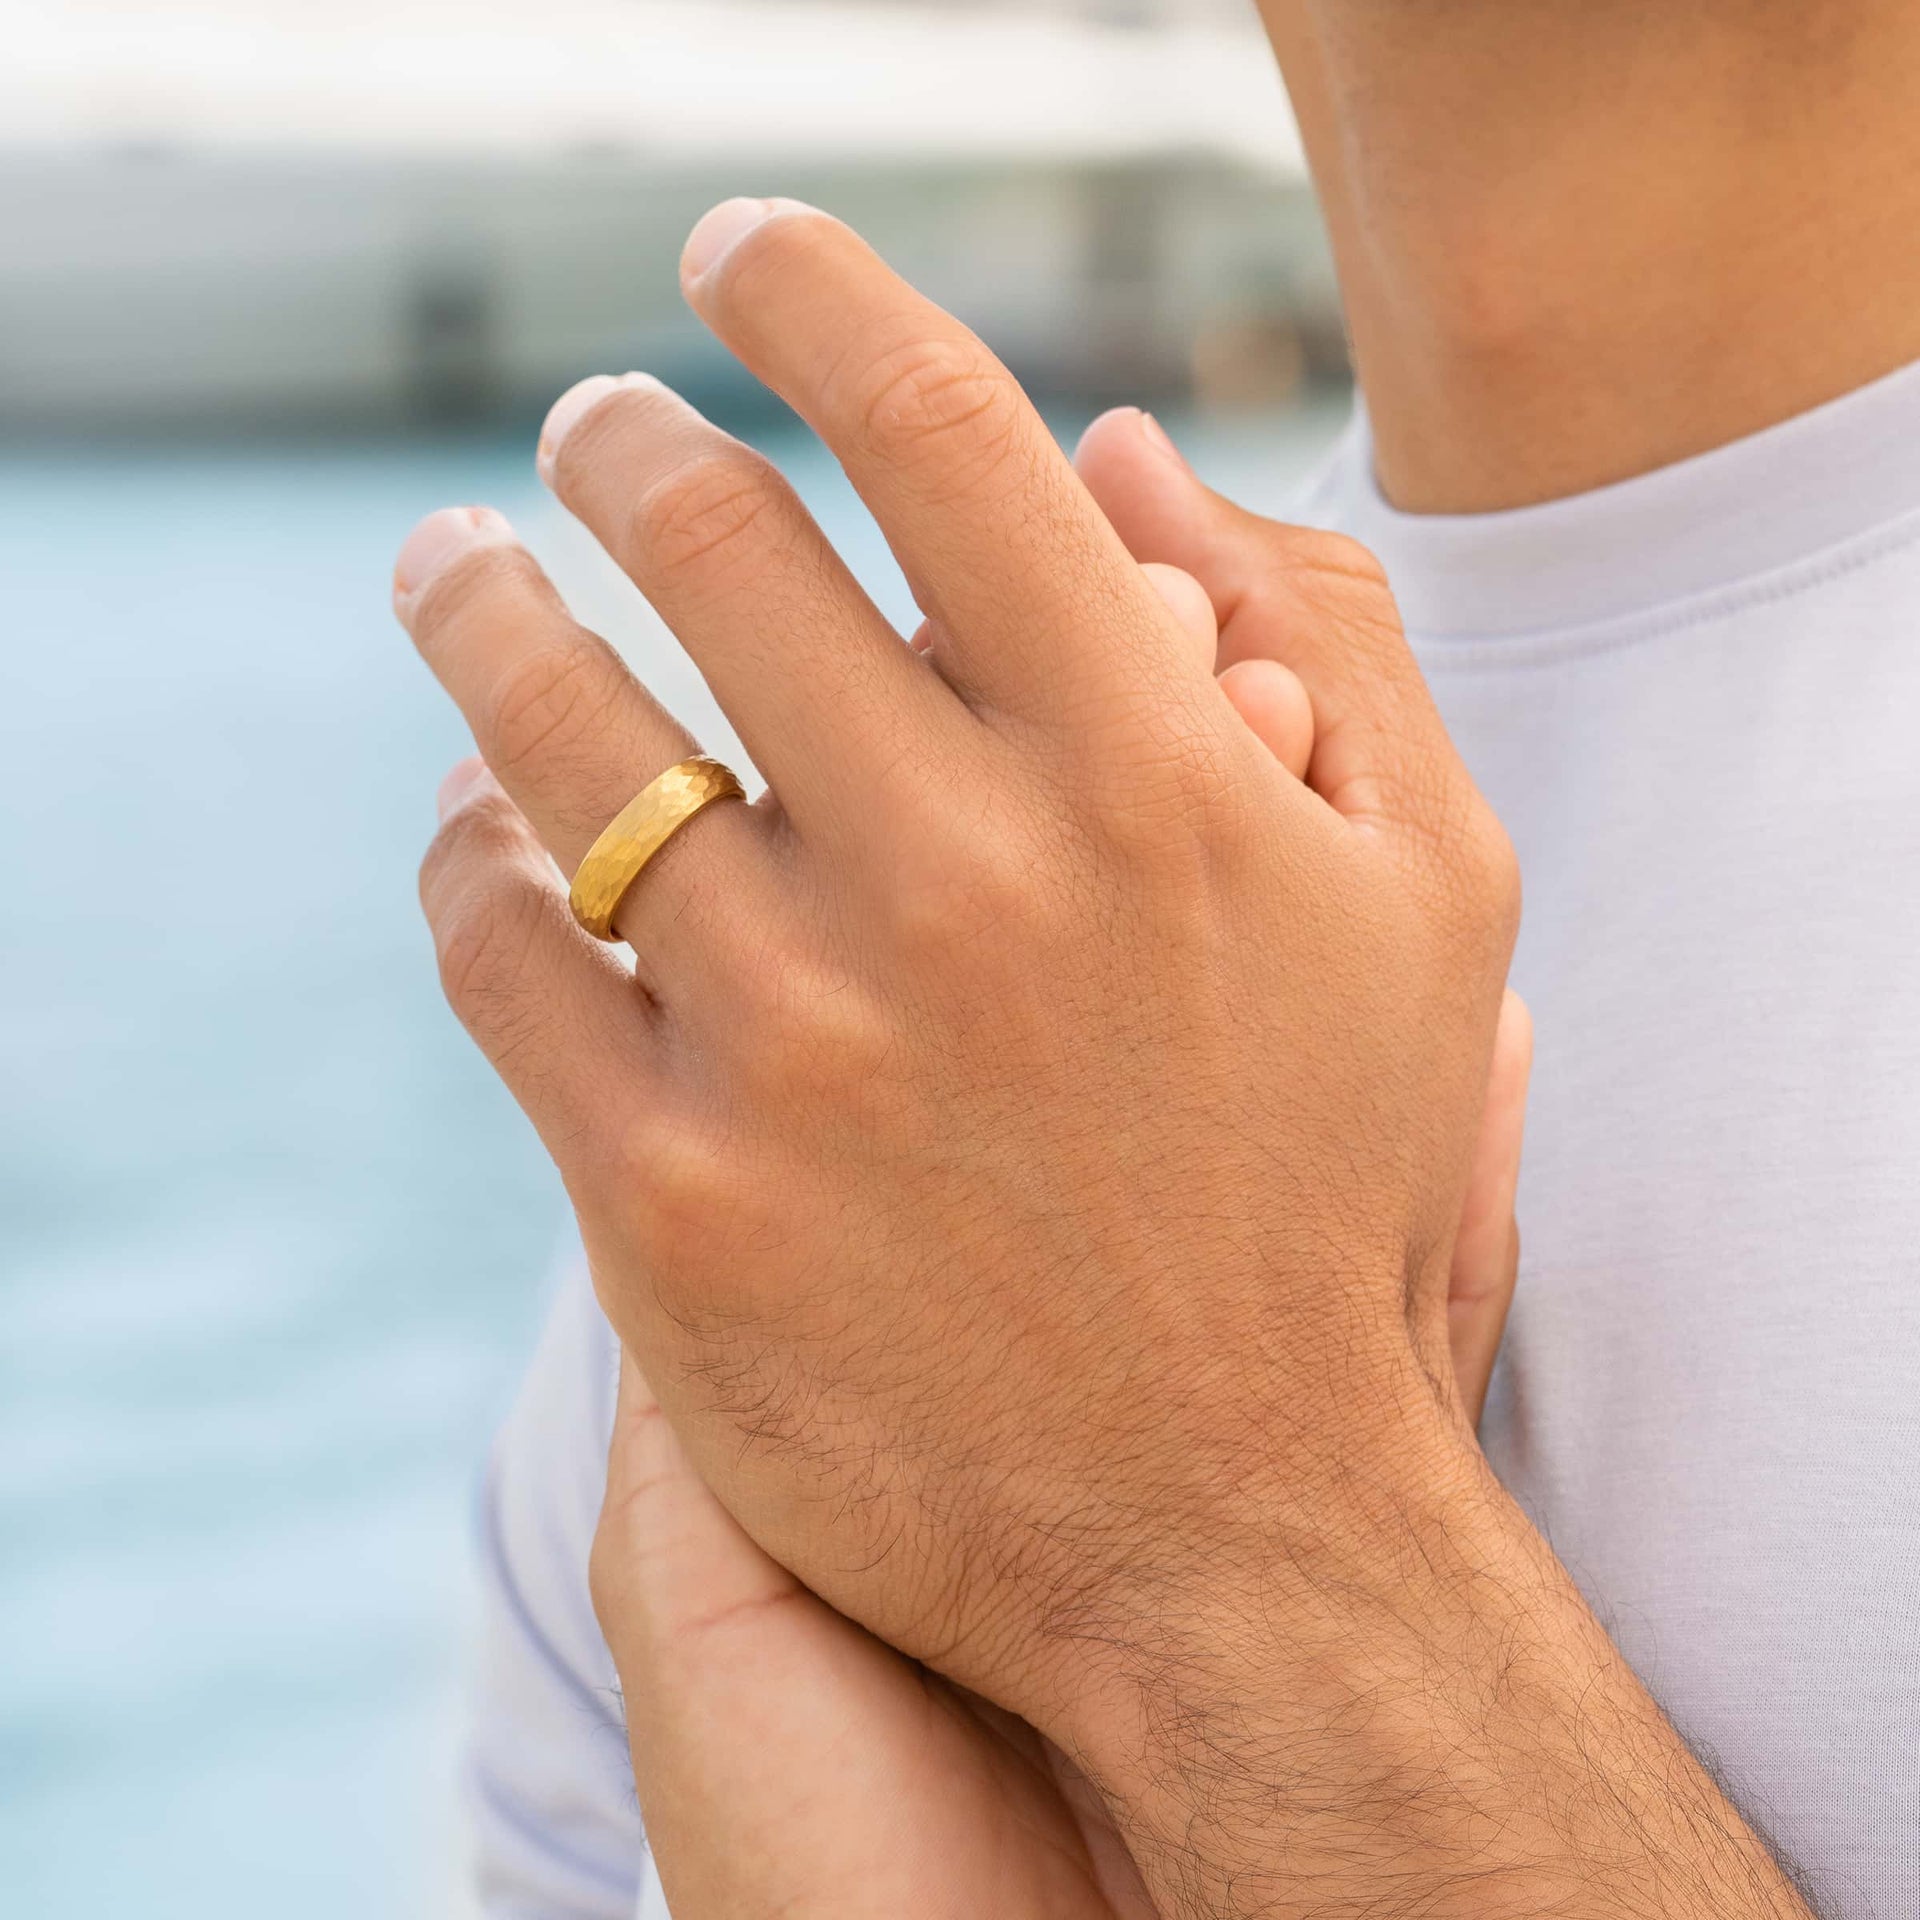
[0,402,1344,1917]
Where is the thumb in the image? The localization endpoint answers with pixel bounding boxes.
[1075,407,1476,865]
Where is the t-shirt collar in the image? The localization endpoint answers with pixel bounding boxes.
[1298,355,1920,640]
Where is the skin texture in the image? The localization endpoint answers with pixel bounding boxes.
[577,424,1534,1920]
[1260,0,1920,509]
[395,201,1814,1915]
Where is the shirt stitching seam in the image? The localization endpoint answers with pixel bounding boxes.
[1407,506,1920,672]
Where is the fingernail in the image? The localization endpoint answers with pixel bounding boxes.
[681,196,776,285]
[1139,411,1190,470]
[681,196,825,289]
[393,506,513,613]
[535,371,662,485]
[436,756,496,821]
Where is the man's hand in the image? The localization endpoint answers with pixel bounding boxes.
[399,194,1518,1704]
[584,489,1534,1917]
[397,201,1810,1916]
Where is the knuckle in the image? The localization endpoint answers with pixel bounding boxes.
[485,642,608,780]
[764,955,898,1096]
[408,540,541,646]
[1472,806,1523,936]
[619,1116,750,1266]
[419,793,521,906]
[432,898,502,1016]
[1267,531,1406,660]
[887,825,1058,960]
[423,835,544,1021]
[848,336,1024,489]
[632,446,785,584]
[1277,526,1392,597]
[887,869,987,955]
[1411,785,1522,950]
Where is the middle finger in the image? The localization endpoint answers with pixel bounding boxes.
[674,199,1191,726]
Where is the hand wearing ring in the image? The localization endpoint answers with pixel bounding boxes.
[381,203,1768,1920]
[569,756,745,942]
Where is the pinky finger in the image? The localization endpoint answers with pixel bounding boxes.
[420,758,653,1173]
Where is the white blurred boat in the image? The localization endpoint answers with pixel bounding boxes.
[0,0,1336,428]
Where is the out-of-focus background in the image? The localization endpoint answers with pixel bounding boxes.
[1,3,1348,1913]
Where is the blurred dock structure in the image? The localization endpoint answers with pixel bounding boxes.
[0,0,1341,433]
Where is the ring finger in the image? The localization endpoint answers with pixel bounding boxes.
[393,505,779,966]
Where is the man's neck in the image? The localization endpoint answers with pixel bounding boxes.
[1260,2,1920,513]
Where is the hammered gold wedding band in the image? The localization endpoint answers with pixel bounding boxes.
[568,756,746,941]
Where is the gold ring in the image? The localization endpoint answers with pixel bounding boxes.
[568,756,746,941]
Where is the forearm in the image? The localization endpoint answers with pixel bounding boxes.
[1061,1407,1813,1920]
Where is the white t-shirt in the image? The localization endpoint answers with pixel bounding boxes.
[467,364,1920,1919]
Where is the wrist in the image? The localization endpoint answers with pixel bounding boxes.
[1044,1379,1490,1801]
[1034,1400,1807,1920]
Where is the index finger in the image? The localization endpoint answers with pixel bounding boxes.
[678,198,1184,721]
